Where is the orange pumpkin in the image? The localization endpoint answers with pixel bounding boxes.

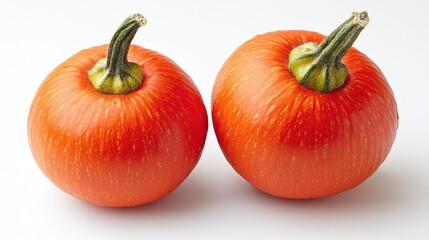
[28,14,208,207]
[212,11,398,198]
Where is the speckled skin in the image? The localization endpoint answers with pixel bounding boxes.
[212,30,398,199]
[29,45,208,207]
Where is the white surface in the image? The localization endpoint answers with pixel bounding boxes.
[1,0,428,239]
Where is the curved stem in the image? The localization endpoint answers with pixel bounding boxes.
[106,14,146,75]
[89,14,147,95]
[288,11,369,92]
[316,11,368,64]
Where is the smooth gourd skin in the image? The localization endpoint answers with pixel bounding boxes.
[28,45,208,207]
[212,30,398,199]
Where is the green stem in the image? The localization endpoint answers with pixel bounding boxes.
[89,14,147,95]
[288,11,369,92]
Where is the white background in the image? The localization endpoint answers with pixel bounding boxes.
[1,0,428,239]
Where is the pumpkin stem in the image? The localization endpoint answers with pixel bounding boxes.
[89,14,147,95]
[288,11,369,92]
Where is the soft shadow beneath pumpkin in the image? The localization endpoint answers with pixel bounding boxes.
[242,166,410,214]
[72,171,215,218]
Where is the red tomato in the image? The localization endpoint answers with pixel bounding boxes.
[212,12,398,199]
[28,14,208,207]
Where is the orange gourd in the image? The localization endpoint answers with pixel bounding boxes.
[28,14,208,207]
[212,11,398,198]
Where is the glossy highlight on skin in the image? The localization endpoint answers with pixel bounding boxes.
[212,30,398,199]
[28,45,208,207]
